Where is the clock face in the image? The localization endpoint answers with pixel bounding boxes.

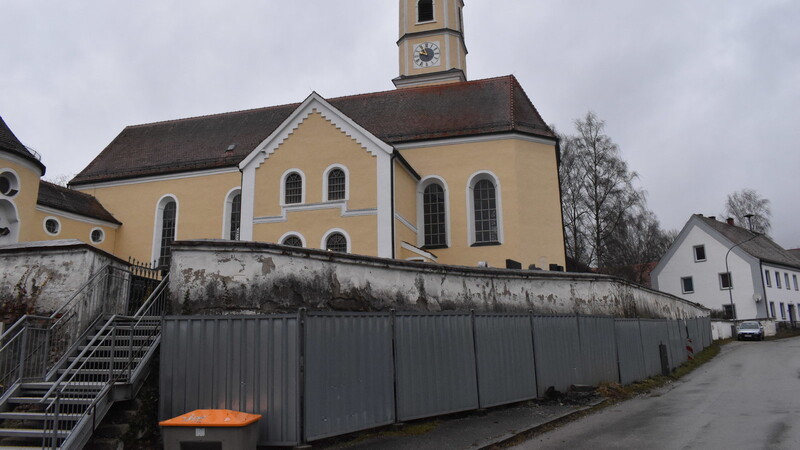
[413,42,441,68]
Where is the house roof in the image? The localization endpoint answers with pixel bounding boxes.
[0,115,46,174]
[37,181,121,225]
[696,215,800,269]
[70,75,554,185]
[788,249,800,263]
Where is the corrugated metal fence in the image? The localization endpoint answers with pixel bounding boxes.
[160,313,712,446]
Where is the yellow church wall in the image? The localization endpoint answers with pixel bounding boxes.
[1,156,42,243]
[399,137,565,269]
[76,171,242,264]
[30,209,117,254]
[399,0,459,35]
[253,209,377,255]
[393,159,419,258]
[252,111,378,218]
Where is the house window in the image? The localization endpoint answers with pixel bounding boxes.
[776,272,782,288]
[157,199,177,270]
[284,172,303,204]
[770,302,776,318]
[418,0,434,22]
[282,235,303,247]
[722,304,736,320]
[780,303,786,320]
[327,168,346,201]
[90,228,105,244]
[43,217,60,236]
[228,193,241,240]
[765,270,772,287]
[793,274,798,290]
[784,273,790,290]
[470,175,501,245]
[325,232,348,253]
[423,182,447,248]
[693,245,706,262]
[719,272,732,290]
[681,277,694,294]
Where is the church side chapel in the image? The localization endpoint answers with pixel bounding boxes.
[4,0,566,272]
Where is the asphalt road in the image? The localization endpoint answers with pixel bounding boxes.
[512,336,800,450]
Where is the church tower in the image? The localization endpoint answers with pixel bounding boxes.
[393,0,468,89]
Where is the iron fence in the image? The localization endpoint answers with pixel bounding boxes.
[160,312,712,446]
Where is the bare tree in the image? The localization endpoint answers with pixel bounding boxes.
[43,173,75,187]
[723,188,772,234]
[557,130,590,270]
[603,208,676,284]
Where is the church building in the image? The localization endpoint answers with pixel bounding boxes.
[2,0,566,271]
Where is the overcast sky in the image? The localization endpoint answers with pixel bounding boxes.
[2,0,798,248]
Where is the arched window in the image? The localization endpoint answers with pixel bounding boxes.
[327,168,346,201]
[423,183,447,247]
[154,196,178,270]
[228,192,241,240]
[284,172,303,204]
[282,235,303,247]
[468,173,502,246]
[325,232,348,253]
[418,0,434,22]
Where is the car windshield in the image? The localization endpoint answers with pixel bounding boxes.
[739,323,759,329]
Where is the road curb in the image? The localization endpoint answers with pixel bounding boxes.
[476,398,607,449]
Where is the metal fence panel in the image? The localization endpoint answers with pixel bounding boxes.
[395,313,479,421]
[532,316,581,393]
[160,316,300,446]
[701,316,712,348]
[304,313,395,442]
[639,319,670,377]
[474,314,537,408]
[666,320,686,369]
[577,316,619,385]
[614,319,647,385]
[687,318,701,355]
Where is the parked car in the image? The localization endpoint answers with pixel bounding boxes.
[736,321,765,341]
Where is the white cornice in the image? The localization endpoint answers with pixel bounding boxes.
[35,205,121,229]
[394,132,556,150]
[253,201,377,224]
[395,213,417,234]
[400,241,438,261]
[71,167,239,190]
[0,152,45,177]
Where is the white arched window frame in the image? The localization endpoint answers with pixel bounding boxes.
[416,176,450,248]
[321,228,352,253]
[0,199,20,245]
[0,168,21,197]
[322,164,350,202]
[280,168,306,206]
[222,187,242,240]
[417,0,435,23]
[90,227,105,244]
[152,194,179,269]
[278,231,307,248]
[466,171,504,246]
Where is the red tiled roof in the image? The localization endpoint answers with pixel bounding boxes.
[0,115,46,174]
[71,76,554,185]
[37,181,121,225]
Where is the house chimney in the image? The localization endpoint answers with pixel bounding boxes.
[726,217,735,226]
[709,216,716,221]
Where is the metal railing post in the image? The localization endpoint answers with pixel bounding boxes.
[17,327,28,380]
[128,321,134,381]
[110,326,116,383]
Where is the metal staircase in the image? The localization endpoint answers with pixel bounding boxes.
[0,265,169,449]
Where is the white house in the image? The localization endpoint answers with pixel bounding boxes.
[652,214,800,322]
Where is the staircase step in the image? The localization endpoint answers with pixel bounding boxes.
[8,396,93,405]
[20,382,106,391]
[67,357,143,363]
[0,411,81,421]
[0,427,68,438]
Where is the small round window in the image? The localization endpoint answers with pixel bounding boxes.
[90,228,105,244]
[0,171,20,197]
[44,217,60,235]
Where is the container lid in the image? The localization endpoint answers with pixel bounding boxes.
[159,409,262,427]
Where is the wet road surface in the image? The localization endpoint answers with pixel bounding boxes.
[512,336,800,450]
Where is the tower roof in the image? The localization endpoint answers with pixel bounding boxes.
[0,115,46,174]
[71,75,555,185]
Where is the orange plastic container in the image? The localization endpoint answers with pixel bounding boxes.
[159,409,262,427]
[160,409,262,450]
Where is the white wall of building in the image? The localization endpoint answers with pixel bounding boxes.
[761,263,800,322]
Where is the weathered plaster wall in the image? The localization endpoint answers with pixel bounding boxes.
[170,241,708,319]
[0,239,127,320]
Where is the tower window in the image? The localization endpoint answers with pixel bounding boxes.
[418,0,434,22]
[282,235,303,247]
[90,228,105,244]
[423,183,447,247]
[325,232,348,253]
[44,217,61,235]
[285,172,303,204]
[327,168,346,201]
